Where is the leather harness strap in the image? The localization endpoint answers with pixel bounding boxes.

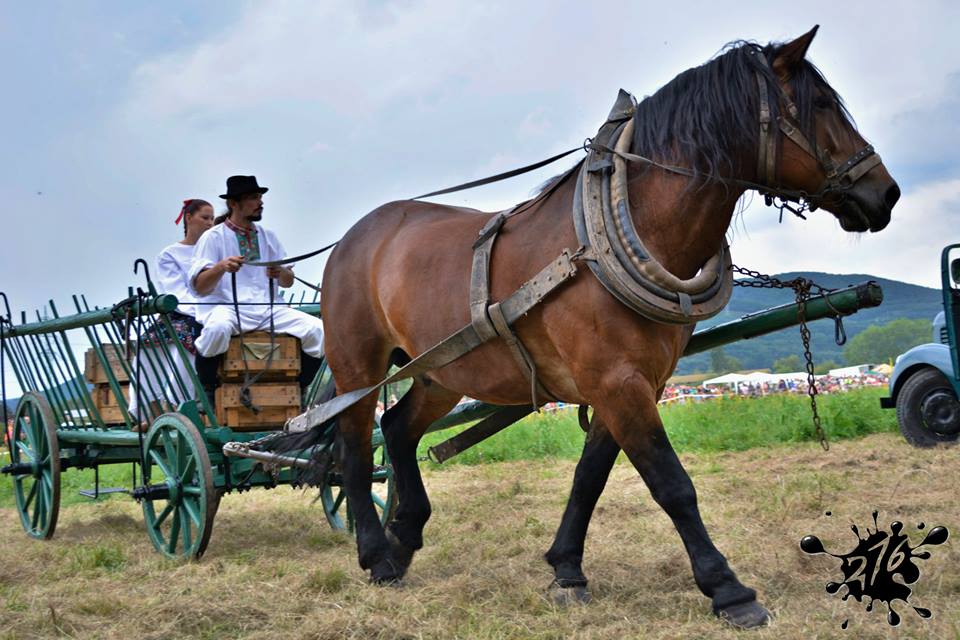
[286,243,581,432]
[469,212,556,409]
[756,70,776,187]
[469,214,504,343]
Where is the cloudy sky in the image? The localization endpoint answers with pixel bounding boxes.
[0,1,957,318]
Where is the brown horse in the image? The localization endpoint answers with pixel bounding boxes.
[317,28,899,628]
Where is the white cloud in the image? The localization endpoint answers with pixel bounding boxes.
[517,107,551,138]
[4,0,957,323]
[306,141,332,154]
[115,0,960,290]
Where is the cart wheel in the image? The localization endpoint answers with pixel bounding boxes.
[9,392,60,540]
[141,413,217,559]
[322,443,397,534]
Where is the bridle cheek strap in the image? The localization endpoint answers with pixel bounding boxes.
[753,61,881,204]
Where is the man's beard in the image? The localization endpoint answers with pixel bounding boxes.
[247,207,263,221]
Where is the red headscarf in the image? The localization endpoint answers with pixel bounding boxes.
[175,199,194,225]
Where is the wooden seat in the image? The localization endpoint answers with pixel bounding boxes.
[218,331,300,383]
[215,332,303,430]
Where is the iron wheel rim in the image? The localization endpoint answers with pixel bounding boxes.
[141,413,215,560]
[10,393,60,540]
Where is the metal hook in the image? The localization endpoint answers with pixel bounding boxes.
[0,292,10,324]
[133,258,157,296]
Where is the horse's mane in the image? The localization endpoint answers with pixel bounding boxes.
[535,39,855,195]
[631,40,855,181]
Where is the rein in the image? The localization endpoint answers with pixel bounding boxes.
[230,271,278,415]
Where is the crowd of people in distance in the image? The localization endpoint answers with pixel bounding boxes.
[658,370,890,405]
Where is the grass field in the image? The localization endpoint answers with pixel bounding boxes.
[1,390,957,639]
[418,387,899,466]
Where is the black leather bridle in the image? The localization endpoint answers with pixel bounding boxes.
[751,49,882,213]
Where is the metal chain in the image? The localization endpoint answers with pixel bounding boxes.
[763,193,812,224]
[731,265,830,450]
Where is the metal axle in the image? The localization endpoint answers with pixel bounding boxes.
[1,462,35,476]
[130,483,171,501]
[222,441,314,469]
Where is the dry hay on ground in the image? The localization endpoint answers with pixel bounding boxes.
[0,433,957,639]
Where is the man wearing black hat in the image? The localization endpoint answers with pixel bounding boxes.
[189,175,325,402]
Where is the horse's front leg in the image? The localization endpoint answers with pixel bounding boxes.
[545,416,620,604]
[594,369,769,629]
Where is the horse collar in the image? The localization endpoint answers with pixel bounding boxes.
[573,94,734,325]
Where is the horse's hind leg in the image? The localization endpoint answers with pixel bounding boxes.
[337,397,404,583]
[593,371,769,629]
[545,416,620,604]
[380,379,462,574]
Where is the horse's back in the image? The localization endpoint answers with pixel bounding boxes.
[321,200,495,359]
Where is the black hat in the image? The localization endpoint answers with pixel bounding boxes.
[220,175,269,200]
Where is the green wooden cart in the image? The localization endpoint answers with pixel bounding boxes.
[1,272,884,560]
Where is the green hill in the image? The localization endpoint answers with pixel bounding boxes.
[675,273,941,374]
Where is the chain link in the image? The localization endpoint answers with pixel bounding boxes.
[731,265,831,451]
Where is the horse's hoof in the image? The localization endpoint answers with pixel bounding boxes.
[385,528,416,571]
[368,557,404,587]
[717,601,770,629]
[548,581,591,605]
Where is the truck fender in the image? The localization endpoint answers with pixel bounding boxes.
[884,343,956,407]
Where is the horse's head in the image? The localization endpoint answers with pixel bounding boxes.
[765,26,899,232]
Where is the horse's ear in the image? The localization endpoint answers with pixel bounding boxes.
[772,25,819,78]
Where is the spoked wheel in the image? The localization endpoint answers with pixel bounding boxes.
[141,413,217,559]
[9,392,60,540]
[322,440,397,534]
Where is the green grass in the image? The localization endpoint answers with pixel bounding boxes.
[419,387,899,466]
[67,543,127,572]
[0,389,899,507]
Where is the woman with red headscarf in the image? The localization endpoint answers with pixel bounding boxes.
[129,199,214,426]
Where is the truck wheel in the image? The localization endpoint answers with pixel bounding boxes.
[896,368,960,447]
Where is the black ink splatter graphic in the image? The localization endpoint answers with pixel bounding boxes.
[801,511,948,628]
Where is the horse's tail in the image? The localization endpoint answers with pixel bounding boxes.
[261,378,339,487]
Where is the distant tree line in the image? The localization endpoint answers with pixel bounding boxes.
[706,318,932,375]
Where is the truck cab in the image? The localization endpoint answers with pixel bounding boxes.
[881,244,960,446]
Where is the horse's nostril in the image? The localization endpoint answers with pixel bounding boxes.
[885,183,901,209]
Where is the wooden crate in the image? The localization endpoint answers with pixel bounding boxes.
[219,332,300,383]
[91,382,130,424]
[215,382,300,431]
[84,347,130,384]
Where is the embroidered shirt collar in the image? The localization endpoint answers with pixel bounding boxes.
[224,217,257,238]
[224,218,262,261]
